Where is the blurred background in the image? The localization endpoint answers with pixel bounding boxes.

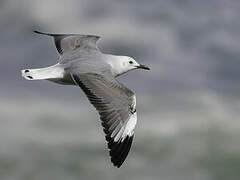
[1,0,240,179]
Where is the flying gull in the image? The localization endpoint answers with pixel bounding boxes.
[21,31,150,168]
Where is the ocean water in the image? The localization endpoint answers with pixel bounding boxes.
[1,0,240,179]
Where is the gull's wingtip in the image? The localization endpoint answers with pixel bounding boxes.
[34,30,43,34]
[33,30,51,36]
[107,135,134,168]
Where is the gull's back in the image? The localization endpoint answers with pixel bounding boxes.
[61,52,112,77]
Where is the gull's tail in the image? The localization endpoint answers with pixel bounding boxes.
[21,64,64,81]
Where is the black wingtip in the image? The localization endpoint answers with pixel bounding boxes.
[107,135,134,168]
[34,30,44,34]
[34,30,54,36]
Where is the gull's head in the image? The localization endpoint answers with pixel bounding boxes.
[113,56,150,76]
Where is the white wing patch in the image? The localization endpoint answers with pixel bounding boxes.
[121,112,137,141]
[113,95,137,142]
[132,95,136,112]
[113,112,137,142]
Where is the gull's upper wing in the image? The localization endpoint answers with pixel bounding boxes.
[71,73,137,168]
[34,31,100,55]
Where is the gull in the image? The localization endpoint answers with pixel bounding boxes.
[21,31,150,168]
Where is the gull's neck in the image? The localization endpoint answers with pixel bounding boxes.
[104,55,128,77]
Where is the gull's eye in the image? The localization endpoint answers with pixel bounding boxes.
[129,61,133,64]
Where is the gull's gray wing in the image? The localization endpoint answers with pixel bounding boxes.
[34,31,100,55]
[71,73,137,168]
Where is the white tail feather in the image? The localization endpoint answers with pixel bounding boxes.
[21,64,64,81]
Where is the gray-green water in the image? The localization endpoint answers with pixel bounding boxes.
[1,93,240,180]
